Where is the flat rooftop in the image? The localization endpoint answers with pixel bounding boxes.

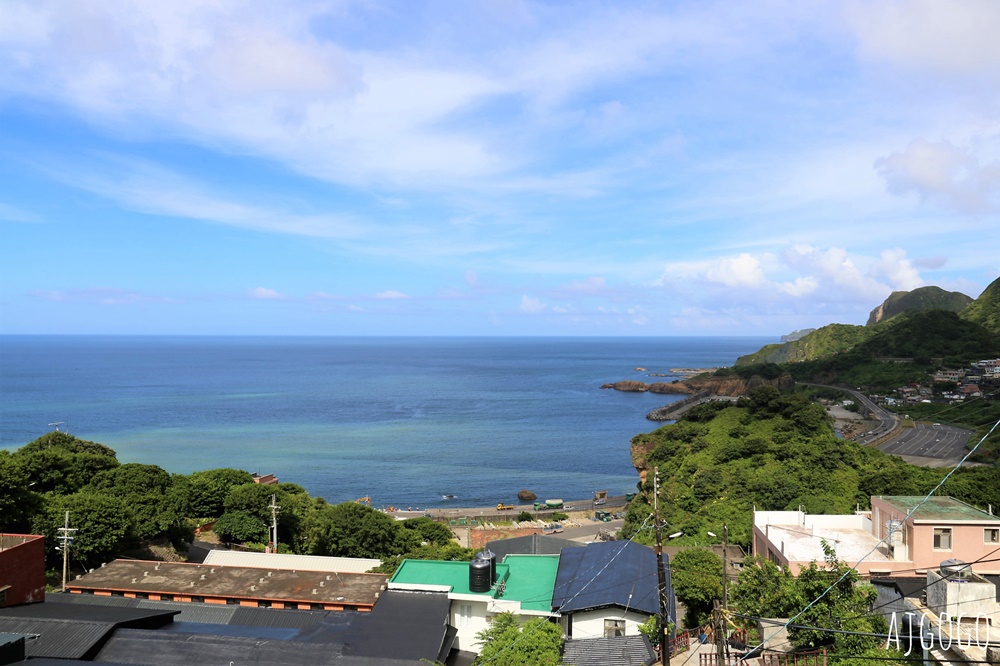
[877,496,1000,523]
[389,555,559,613]
[764,524,890,566]
[67,560,387,607]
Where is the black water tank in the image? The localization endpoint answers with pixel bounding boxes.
[477,549,497,584]
[469,557,492,593]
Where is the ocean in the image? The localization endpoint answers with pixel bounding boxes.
[0,335,770,508]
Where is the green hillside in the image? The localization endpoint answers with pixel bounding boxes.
[737,278,998,368]
[735,323,874,366]
[623,387,1000,548]
[960,276,1000,335]
[784,311,1000,388]
[866,286,972,326]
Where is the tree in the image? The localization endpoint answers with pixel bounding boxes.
[305,502,409,559]
[731,548,901,665]
[186,468,255,517]
[671,548,723,628]
[17,431,117,458]
[33,492,131,567]
[401,517,454,546]
[213,510,269,544]
[791,543,889,656]
[16,447,119,495]
[87,463,172,497]
[473,613,563,666]
[0,451,43,532]
[729,556,799,626]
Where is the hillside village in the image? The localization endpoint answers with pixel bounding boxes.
[3,279,1000,665]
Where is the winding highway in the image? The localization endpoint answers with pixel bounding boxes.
[804,383,974,467]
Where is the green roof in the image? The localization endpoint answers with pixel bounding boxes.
[878,496,1000,523]
[389,555,559,613]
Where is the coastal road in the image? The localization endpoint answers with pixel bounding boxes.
[877,422,973,467]
[800,382,974,466]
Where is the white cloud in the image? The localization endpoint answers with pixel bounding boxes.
[704,253,769,289]
[248,287,284,300]
[0,202,40,223]
[38,155,365,238]
[29,287,175,305]
[874,248,924,291]
[565,276,608,293]
[519,295,546,313]
[846,0,1000,75]
[875,139,1000,213]
[374,290,409,300]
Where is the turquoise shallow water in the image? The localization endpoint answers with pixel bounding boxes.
[0,335,771,507]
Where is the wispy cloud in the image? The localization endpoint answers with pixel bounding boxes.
[29,288,178,305]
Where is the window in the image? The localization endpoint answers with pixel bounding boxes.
[986,528,1000,544]
[604,619,626,638]
[933,528,952,550]
[458,604,473,628]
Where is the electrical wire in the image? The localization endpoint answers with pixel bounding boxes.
[745,416,1000,660]
[478,513,658,665]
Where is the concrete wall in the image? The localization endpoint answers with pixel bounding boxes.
[566,608,650,639]
[925,570,999,620]
[451,598,490,651]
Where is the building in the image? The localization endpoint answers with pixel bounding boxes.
[66,559,388,612]
[552,540,670,640]
[0,534,45,608]
[388,554,560,653]
[0,587,454,664]
[202,549,381,574]
[753,496,1000,576]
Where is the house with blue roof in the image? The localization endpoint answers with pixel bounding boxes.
[552,540,674,640]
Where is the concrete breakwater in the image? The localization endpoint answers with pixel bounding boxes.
[645,391,740,421]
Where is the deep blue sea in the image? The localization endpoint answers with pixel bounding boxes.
[0,336,770,508]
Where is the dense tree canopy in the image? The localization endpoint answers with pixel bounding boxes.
[473,613,563,666]
[623,386,1000,549]
[730,546,898,665]
[671,548,723,628]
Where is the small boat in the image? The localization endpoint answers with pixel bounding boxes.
[441,494,457,500]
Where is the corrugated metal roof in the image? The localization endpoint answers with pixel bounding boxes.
[46,592,137,607]
[229,605,331,629]
[552,541,661,615]
[0,617,114,660]
[96,628,347,665]
[562,635,657,666]
[0,602,179,661]
[0,602,177,626]
[48,589,346,632]
[135,599,238,625]
[203,550,381,573]
[342,590,451,663]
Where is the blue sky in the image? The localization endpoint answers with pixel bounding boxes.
[1,0,998,336]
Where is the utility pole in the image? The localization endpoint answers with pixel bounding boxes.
[721,523,729,611]
[654,469,671,666]
[57,511,77,592]
[268,494,280,553]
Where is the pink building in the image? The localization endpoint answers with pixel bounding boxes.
[753,496,1000,576]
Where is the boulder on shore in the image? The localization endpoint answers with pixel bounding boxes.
[517,489,537,501]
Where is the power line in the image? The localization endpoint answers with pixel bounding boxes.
[747,416,1000,659]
